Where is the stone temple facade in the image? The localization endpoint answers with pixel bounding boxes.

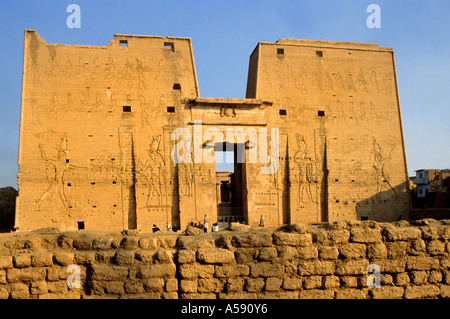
[15,30,410,232]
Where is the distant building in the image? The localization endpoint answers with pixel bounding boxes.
[412,169,450,207]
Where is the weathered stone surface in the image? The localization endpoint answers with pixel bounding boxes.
[385,227,422,241]
[404,285,440,299]
[91,265,129,281]
[197,248,235,264]
[298,260,335,276]
[137,264,176,279]
[335,260,369,276]
[350,228,382,243]
[250,263,284,278]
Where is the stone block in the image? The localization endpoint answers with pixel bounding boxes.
[440,285,450,299]
[406,256,440,271]
[370,286,404,299]
[178,263,215,279]
[114,251,135,265]
[386,241,409,259]
[298,246,318,259]
[250,263,284,277]
[215,264,249,278]
[134,251,155,264]
[10,282,30,299]
[335,259,369,276]
[282,277,302,290]
[426,240,446,256]
[177,249,196,264]
[231,233,273,247]
[180,279,197,293]
[277,246,298,260]
[245,277,265,292]
[303,276,322,290]
[226,277,245,292]
[143,278,165,292]
[338,243,366,259]
[385,227,421,241]
[298,260,335,276]
[121,236,140,250]
[367,242,387,259]
[234,248,258,263]
[323,275,340,289]
[137,264,176,279]
[7,268,46,283]
[350,228,382,243]
[197,248,235,264]
[47,281,68,294]
[124,281,145,294]
[299,289,334,299]
[273,232,312,246]
[318,246,339,260]
[327,229,350,244]
[154,249,176,264]
[165,278,178,292]
[218,292,258,299]
[13,254,32,268]
[31,253,53,267]
[258,247,278,261]
[30,281,48,295]
[335,288,368,299]
[0,256,13,269]
[0,287,9,299]
[92,237,112,250]
[410,271,428,285]
[53,252,74,266]
[198,278,225,293]
[404,285,440,299]
[394,272,410,286]
[91,265,129,281]
[102,281,125,295]
[265,277,282,291]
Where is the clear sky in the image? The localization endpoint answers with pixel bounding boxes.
[0,0,448,188]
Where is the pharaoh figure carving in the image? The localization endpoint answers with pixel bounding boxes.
[294,134,317,205]
[137,135,165,208]
[372,136,398,199]
[35,132,73,212]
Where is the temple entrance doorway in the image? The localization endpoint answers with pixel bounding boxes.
[215,142,246,228]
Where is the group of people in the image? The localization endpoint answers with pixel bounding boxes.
[189,221,220,233]
[152,224,179,233]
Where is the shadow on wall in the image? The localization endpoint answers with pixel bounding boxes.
[355,181,410,222]
[0,187,17,232]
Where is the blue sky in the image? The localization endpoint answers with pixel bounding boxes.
[0,0,449,188]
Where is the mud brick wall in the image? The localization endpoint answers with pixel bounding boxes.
[1,219,450,299]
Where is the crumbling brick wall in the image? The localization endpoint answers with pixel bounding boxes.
[0,219,449,299]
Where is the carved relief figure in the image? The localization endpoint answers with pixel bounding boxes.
[372,136,398,198]
[358,68,369,92]
[35,132,72,211]
[294,134,317,204]
[136,135,166,208]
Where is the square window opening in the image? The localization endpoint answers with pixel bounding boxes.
[279,109,287,116]
[164,42,175,51]
[119,40,128,47]
[173,83,181,90]
[77,221,85,230]
[167,106,175,113]
[316,50,323,57]
[277,48,284,55]
[123,105,131,112]
[318,110,325,117]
